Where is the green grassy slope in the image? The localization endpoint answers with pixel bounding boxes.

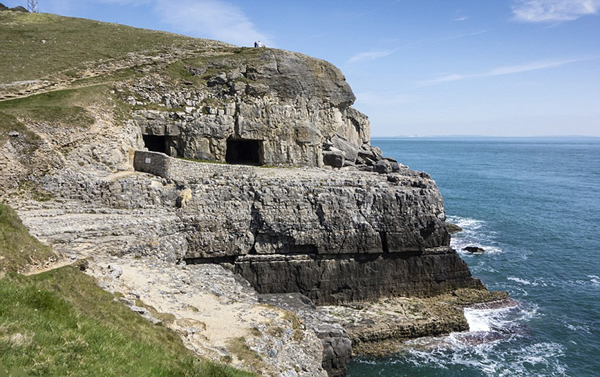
[0,203,255,376]
[0,203,55,273]
[0,13,258,376]
[0,11,227,84]
[0,267,254,377]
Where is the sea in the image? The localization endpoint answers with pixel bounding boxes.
[347,137,600,377]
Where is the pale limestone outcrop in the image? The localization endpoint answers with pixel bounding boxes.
[123,49,378,169]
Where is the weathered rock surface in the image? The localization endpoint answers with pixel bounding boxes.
[123,49,385,170]
[237,249,483,305]
[260,293,352,377]
[24,154,483,305]
[1,29,503,376]
[86,256,327,376]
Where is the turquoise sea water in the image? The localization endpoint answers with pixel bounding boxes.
[347,137,600,377]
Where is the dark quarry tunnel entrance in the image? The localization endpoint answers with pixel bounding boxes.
[143,135,167,154]
[226,139,263,165]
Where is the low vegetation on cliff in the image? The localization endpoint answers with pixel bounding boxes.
[0,203,56,273]
[0,11,220,84]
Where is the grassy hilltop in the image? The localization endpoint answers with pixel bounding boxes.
[0,10,255,376]
[0,10,223,84]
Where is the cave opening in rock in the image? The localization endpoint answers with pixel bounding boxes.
[143,135,167,154]
[226,139,263,165]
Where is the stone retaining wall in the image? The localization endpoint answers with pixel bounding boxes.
[133,150,171,178]
[133,150,256,182]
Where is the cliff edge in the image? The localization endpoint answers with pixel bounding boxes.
[0,11,505,377]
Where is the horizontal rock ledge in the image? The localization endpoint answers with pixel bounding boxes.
[183,247,484,306]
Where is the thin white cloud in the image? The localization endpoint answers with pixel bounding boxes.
[347,50,395,64]
[512,0,600,22]
[420,57,598,85]
[153,0,272,47]
[94,0,271,46]
[439,29,491,41]
[454,16,469,21]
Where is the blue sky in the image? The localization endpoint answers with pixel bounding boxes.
[5,0,600,137]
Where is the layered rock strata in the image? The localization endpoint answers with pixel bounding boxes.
[36,154,484,306]
[13,157,487,376]
[2,35,497,376]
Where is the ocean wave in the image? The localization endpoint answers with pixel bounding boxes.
[507,276,548,287]
[507,276,532,285]
[375,302,558,375]
[395,339,566,377]
[448,215,504,255]
[565,322,592,334]
[447,215,485,230]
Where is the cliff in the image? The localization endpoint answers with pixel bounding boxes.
[0,11,503,377]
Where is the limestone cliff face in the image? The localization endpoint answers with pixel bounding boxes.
[2,40,489,377]
[2,45,484,305]
[126,48,374,169]
[38,153,483,308]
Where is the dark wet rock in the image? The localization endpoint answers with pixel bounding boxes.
[236,248,484,305]
[463,246,485,253]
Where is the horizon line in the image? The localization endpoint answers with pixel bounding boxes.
[370,135,600,139]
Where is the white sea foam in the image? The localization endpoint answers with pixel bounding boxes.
[387,302,562,376]
[507,276,548,287]
[508,276,532,285]
[397,338,566,377]
[448,215,504,254]
[447,215,484,230]
[588,275,600,286]
[464,309,493,332]
[565,322,592,334]
[463,304,528,334]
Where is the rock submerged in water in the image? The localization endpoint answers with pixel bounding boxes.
[463,246,485,253]
[445,222,463,234]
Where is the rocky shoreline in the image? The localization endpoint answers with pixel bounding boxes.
[1,14,510,376]
[12,244,508,377]
[8,171,507,376]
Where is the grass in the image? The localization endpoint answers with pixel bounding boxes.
[0,267,256,377]
[0,204,256,376]
[0,86,103,129]
[0,12,227,84]
[0,203,56,274]
[226,337,265,372]
[0,112,35,144]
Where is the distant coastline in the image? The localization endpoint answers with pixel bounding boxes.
[371,135,600,141]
